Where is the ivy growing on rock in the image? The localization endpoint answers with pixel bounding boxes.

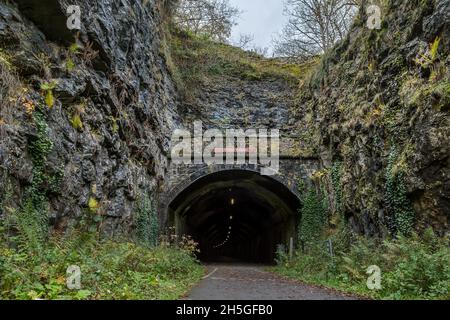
[135,193,159,247]
[331,162,343,213]
[298,186,328,250]
[385,146,415,236]
[10,106,54,252]
[28,109,53,207]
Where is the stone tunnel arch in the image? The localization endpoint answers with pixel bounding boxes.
[164,167,301,264]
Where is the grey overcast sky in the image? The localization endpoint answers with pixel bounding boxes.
[228,0,287,55]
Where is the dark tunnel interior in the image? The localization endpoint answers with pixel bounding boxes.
[167,170,300,264]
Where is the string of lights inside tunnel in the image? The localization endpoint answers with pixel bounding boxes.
[213,197,235,249]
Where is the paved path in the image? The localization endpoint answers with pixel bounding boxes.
[186,264,357,300]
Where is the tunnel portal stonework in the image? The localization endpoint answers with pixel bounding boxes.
[157,71,323,257]
[158,73,322,230]
[158,159,320,221]
[159,158,320,227]
[159,158,320,262]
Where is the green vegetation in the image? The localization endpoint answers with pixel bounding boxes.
[70,114,83,130]
[330,162,343,213]
[66,59,76,73]
[400,74,450,113]
[277,1,450,300]
[385,146,415,236]
[15,108,55,252]
[298,188,328,248]
[40,81,57,108]
[0,187,202,300]
[166,28,317,99]
[87,197,99,213]
[0,105,203,300]
[110,116,119,134]
[4,105,61,254]
[68,102,86,132]
[274,227,450,300]
[276,165,449,300]
[0,228,203,300]
[66,42,82,72]
[135,193,159,247]
[402,35,449,113]
[414,37,441,69]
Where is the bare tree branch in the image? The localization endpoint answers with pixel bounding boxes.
[274,0,358,61]
[173,0,241,42]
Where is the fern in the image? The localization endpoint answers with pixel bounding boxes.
[40,81,57,108]
[9,200,48,253]
[430,37,440,61]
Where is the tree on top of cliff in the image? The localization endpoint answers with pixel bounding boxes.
[275,0,359,61]
[173,0,241,42]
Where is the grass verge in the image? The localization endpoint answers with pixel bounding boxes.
[0,228,204,300]
[272,229,450,300]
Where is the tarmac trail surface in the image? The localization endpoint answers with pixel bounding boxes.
[186,264,357,300]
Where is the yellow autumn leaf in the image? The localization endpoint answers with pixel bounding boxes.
[45,90,54,108]
[88,197,99,213]
[430,37,440,60]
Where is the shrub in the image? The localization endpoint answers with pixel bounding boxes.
[298,188,328,249]
[0,228,203,300]
[381,230,450,299]
[274,227,450,300]
[385,146,415,236]
[0,187,202,300]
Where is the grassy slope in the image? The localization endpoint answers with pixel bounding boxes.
[164,28,318,100]
[272,231,450,300]
[0,26,204,301]
[0,228,204,300]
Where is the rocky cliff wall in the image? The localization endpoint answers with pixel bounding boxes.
[0,0,448,238]
[0,0,180,235]
[295,0,449,236]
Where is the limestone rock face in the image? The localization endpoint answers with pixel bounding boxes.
[180,76,308,158]
[0,0,448,238]
[0,0,180,235]
[294,0,449,236]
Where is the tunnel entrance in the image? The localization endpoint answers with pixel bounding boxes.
[167,170,300,264]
